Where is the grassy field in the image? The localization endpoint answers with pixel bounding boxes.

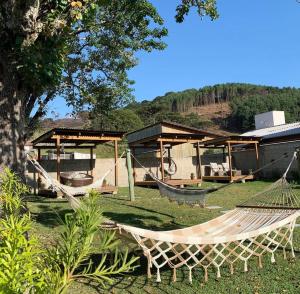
[26,181,300,294]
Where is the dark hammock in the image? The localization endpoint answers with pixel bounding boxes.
[155,179,217,206]
[131,152,291,207]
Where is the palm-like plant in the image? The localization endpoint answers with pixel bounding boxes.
[0,169,138,293]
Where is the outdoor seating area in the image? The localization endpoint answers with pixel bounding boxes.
[126,121,220,187]
[26,178,300,293]
[204,162,242,177]
[199,136,260,182]
[30,128,125,196]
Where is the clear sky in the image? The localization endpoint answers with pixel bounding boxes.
[48,0,300,117]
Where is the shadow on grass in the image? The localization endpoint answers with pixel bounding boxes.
[79,254,186,294]
[121,203,175,219]
[103,205,183,231]
[25,194,72,204]
[102,211,163,229]
[31,204,73,228]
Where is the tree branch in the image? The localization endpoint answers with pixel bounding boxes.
[26,90,56,133]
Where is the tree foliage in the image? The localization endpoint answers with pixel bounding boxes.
[91,109,144,132]
[175,0,218,22]
[0,0,218,136]
[0,0,169,135]
[0,0,219,173]
[230,91,300,130]
[124,83,300,132]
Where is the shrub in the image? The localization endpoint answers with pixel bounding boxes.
[0,169,137,293]
[0,168,46,293]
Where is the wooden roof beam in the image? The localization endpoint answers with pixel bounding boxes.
[227,140,260,144]
[158,138,202,143]
[51,135,122,141]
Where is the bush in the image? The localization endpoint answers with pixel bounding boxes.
[0,168,46,293]
[0,169,137,293]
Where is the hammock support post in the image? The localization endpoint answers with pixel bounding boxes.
[37,147,41,193]
[126,148,135,201]
[56,136,61,181]
[114,140,118,187]
[90,147,94,177]
[159,140,165,181]
[196,141,202,180]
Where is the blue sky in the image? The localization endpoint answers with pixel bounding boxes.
[48,0,300,117]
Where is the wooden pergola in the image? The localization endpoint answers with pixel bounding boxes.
[32,128,124,193]
[127,121,220,187]
[199,135,260,182]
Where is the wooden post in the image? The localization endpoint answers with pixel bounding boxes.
[167,147,171,179]
[222,147,226,162]
[37,148,41,191]
[114,140,118,187]
[126,148,135,201]
[90,147,94,177]
[132,146,137,184]
[227,142,233,182]
[255,142,259,169]
[196,142,202,179]
[56,137,61,181]
[160,140,165,181]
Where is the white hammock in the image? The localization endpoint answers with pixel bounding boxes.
[27,152,124,209]
[116,152,300,282]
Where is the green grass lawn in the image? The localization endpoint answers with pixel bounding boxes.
[26,181,300,294]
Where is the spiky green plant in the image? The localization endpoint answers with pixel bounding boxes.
[44,190,138,293]
[0,169,138,293]
[0,168,46,293]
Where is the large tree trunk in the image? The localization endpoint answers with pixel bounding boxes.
[0,59,27,178]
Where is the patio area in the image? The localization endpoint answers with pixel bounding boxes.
[199,136,261,182]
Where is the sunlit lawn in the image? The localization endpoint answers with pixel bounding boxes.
[27,181,300,294]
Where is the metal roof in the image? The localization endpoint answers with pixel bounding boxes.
[241,122,300,140]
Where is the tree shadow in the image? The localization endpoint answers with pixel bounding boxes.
[25,194,73,204]
[121,203,175,219]
[103,203,184,231]
[79,254,192,293]
[30,204,73,228]
[102,212,163,229]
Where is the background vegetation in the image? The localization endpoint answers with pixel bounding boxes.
[82,83,300,133]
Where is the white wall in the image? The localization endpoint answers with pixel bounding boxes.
[255,111,285,130]
[233,141,299,179]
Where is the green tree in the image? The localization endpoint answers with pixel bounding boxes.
[0,0,218,176]
[92,109,144,133]
[230,92,300,131]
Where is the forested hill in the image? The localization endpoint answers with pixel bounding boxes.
[129,83,298,113]
[126,83,300,132]
[40,83,300,135]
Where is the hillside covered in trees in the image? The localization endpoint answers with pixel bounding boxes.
[40,83,300,134]
[123,83,300,132]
